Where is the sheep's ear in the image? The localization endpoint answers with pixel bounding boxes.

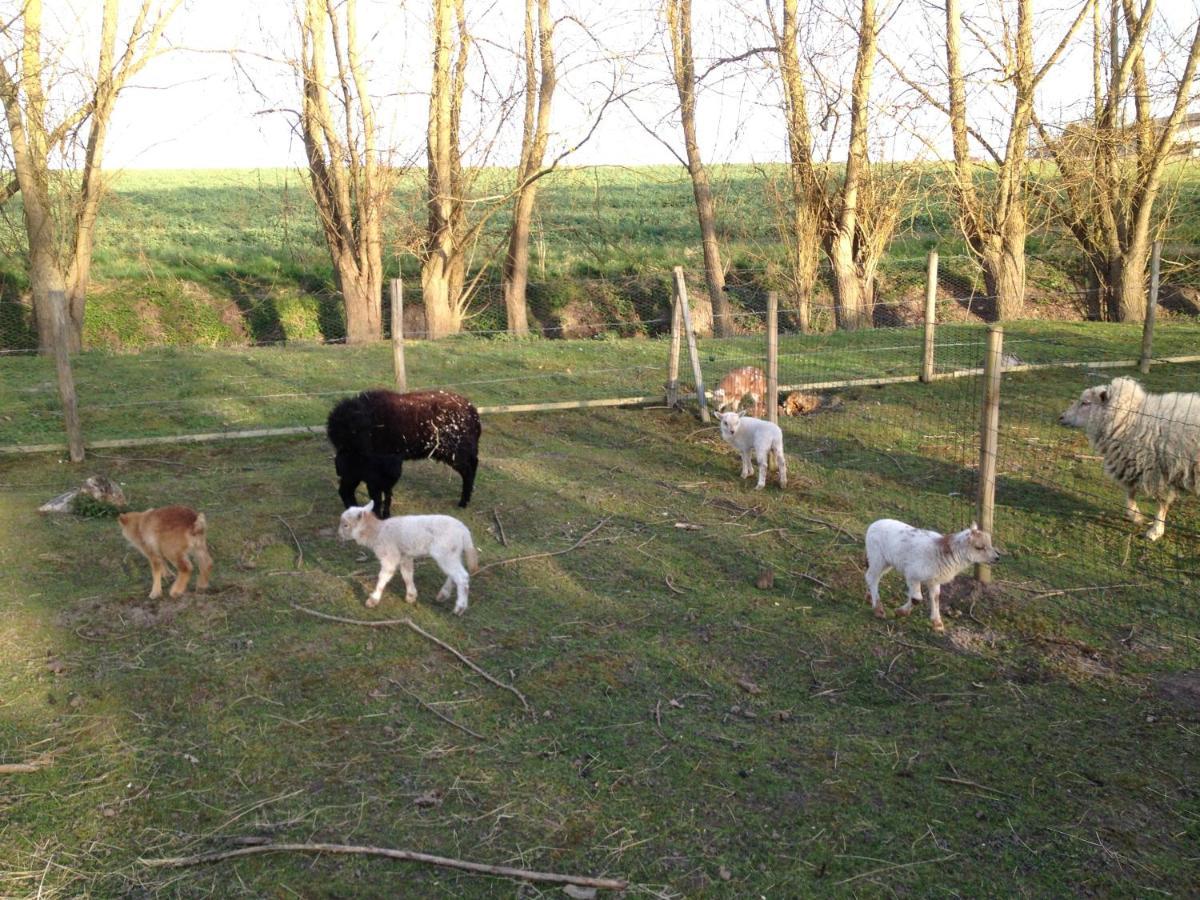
[969,521,979,532]
[1098,389,1109,404]
[363,500,374,513]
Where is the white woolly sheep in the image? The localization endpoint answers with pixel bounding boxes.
[338,501,479,615]
[718,411,787,490]
[865,519,999,633]
[1059,377,1200,541]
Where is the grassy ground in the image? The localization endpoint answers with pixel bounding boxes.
[4,318,1200,450]
[2,349,1198,895]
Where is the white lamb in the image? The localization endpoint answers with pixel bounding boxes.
[338,501,479,615]
[718,411,787,490]
[864,518,999,633]
[1059,376,1200,541]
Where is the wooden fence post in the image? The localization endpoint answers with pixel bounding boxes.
[48,290,85,462]
[391,277,407,392]
[666,287,683,408]
[1139,240,1162,375]
[766,291,779,424]
[976,324,1003,583]
[673,266,710,423]
[921,249,939,382]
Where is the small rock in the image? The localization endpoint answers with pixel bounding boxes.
[719,865,732,881]
[755,569,774,590]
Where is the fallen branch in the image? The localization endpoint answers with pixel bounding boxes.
[491,508,509,547]
[275,516,304,570]
[139,842,627,890]
[474,517,613,575]
[664,575,686,595]
[1020,582,1143,599]
[389,679,487,741]
[934,776,1013,797]
[835,853,957,886]
[0,761,47,774]
[290,604,530,713]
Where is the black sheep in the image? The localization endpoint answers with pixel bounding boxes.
[326,389,481,517]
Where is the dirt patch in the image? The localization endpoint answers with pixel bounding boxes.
[948,625,1001,656]
[1154,672,1200,712]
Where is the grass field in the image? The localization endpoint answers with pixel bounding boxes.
[2,164,1198,350]
[2,330,1199,895]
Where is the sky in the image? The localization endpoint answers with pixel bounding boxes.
[14,0,1200,172]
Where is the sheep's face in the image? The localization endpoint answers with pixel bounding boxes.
[965,523,1000,565]
[718,411,742,442]
[338,501,374,542]
[1059,385,1108,428]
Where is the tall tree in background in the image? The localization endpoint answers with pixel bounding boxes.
[927,0,1087,320]
[298,0,387,344]
[422,0,471,338]
[0,0,179,351]
[1035,0,1200,322]
[501,0,556,336]
[774,0,900,330]
[665,0,732,337]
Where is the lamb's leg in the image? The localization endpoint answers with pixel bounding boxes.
[1146,489,1175,542]
[865,561,889,618]
[1124,490,1146,525]
[398,557,417,604]
[147,553,166,600]
[928,582,945,633]
[434,552,471,615]
[740,450,753,480]
[754,444,769,489]
[774,443,787,489]
[167,551,193,598]
[193,542,213,591]
[367,559,398,608]
[896,577,922,618]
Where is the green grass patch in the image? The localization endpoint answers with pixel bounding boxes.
[1,336,1198,894]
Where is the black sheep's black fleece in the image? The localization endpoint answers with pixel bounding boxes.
[327,388,481,516]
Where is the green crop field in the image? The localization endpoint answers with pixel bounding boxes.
[2,163,1198,351]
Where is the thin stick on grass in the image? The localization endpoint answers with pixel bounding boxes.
[0,761,47,774]
[274,516,303,569]
[139,842,628,890]
[935,776,1014,797]
[388,680,487,741]
[491,508,508,547]
[290,604,531,713]
[473,517,613,575]
[664,575,686,595]
[834,853,958,886]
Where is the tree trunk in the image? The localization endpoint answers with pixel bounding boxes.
[979,219,1026,322]
[29,246,68,352]
[1113,238,1149,323]
[666,0,731,337]
[828,232,872,330]
[422,256,461,339]
[502,186,536,335]
[339,262,382,344]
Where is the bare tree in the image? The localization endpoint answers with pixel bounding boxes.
[0,0,179,351]
[422,0,472,339]
[888,0,1090,321]
[773,0,903,330]
[500,0,556,336]
[1034,0,1200,322]
[665,0,732,337]
[298,0,388,344]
